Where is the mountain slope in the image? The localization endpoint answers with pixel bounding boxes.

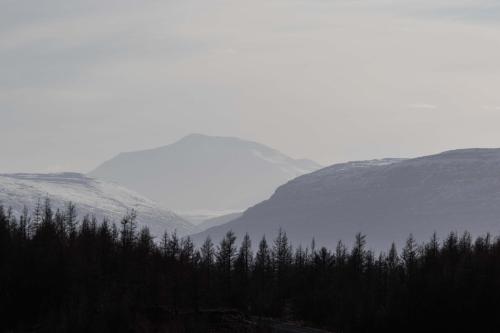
[89,134,321,213]
[192,149,500,250]
[0,173,193,236]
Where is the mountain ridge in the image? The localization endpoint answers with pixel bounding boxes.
[89,134,322,213]
[191,148,500,250]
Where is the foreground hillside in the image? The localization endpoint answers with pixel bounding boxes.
[193,149,500,249]
[89,134,321,214]
[0,173,193,236]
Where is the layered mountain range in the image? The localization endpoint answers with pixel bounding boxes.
[4,137,500,251]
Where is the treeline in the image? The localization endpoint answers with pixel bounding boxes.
[1,201,500,332]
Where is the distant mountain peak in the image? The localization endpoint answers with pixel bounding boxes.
[89,135,321,213]
[175,133,268,147]
[176,133,214,143]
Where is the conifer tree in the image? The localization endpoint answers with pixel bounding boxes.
[255,236,272,274]
[65,201,78,238]
[167,231,180,260]
[160,231,170,256]
[180,236,195,263]
[350,233,367,273]
[402,234,417,274]
[236,233,253,277]
[272,228,292,280]
[387,242,399,271]
[216,230,237,277]
[120,209,137,249]
[31,198,42,236]
[200,236,215,267]
[137,227,154,255]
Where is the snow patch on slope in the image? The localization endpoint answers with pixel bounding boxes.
[0,173,193,236]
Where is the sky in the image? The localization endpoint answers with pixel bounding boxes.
[2,0,500,173]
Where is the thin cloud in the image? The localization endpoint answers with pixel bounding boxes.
[482,105,500,110]
[408,104,438,110]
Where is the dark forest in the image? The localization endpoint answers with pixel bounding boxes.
[1,200,500,332]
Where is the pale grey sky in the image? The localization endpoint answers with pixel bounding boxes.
[2,0,500,173]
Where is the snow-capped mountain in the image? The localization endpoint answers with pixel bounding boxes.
[0,173,193,236]
[192,149,500,250]
[89,134,321,214]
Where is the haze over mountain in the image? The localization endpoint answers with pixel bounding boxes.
[0,173,193,236]
[193,212,243,233]
[89,134,321,214]
[192,149,500,250]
